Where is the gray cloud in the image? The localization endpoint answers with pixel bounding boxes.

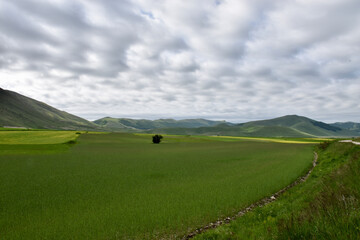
[1,0,360,123]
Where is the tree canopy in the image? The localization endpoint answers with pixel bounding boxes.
[152,134,163,144]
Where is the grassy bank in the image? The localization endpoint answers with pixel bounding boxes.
[195,141,360,239]
[0,133,314,239]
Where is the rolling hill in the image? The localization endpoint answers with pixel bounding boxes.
[237,115,348,137]
[93,117,228,131]
[2,88,359,137]
[146,124,310,138]
[330,122,360,134]
[148,115,360,137]
[0,88,100,130]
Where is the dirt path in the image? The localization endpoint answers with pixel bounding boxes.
[339,140,360,145]
[183,152,318,240]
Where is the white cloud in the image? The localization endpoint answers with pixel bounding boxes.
[1,0,359,122]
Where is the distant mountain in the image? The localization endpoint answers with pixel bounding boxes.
[148,115,360,137]
[2,88,358,137]
[146,125,312,138]
[93,117,228,131]
[237,115,346,137]
[330,122,360,134]
[0,88,100,130]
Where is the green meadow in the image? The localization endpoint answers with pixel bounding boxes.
[0,132,315,239]
[195,141,360,239]
[0,131,80,144]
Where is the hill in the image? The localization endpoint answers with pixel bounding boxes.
[330,122,360,134]
[237,115,351,137]
[0,88,100,130]
[93,117,228,131]
[149,115,360,137]
[147,124,311,138]
[2,88,358,137]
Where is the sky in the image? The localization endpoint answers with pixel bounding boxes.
[1,0,360,123]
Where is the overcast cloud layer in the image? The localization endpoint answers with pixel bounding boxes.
[1,0,360,122]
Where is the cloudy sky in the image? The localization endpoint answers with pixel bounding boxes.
[1,0,359,123]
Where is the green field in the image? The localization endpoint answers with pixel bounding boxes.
[0,132,315,239]
[0,131,81,144]
[182,135,332,144]
[136,133,332,144]
[195,141,360,239]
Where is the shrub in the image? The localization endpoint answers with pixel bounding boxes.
[152,134,163,144]
[66,140,77,145]
[318,141,331,150]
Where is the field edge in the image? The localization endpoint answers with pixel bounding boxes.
[193,141,360,239]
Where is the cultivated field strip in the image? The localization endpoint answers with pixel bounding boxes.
[184,152,318,239]
[0,133,315,239]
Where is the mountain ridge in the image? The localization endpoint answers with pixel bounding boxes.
[330,122,360,134]
[148,115,359,137]
[1,88,359,137]
[93,117,228,131]
[0,88,100,130]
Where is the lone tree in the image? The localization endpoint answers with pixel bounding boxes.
[152,134,163,144]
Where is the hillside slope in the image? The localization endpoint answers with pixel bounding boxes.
[238,115,355,137]
[93,117,228,131]
[149,115,359,137]
[331,122,360,134]
[0,88,99,130]
[147,125,312,138]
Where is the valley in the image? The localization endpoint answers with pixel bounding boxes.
[1,131,315,239]
[1,89,359,239]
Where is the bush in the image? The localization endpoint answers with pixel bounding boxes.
[318,141,331,150]
[66,140,77,145]
[152,134,163,144]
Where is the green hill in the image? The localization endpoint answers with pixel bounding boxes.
[147,124,311,138]
[237,115,350,137]
[92,117,138,132]
[2,88,358,137]
[0,88,100,130]
[93,117,227,131]
[149,115,360,137]
[330,122,360,134]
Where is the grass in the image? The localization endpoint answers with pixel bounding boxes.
[193,135,333,144]
[0,127,32,131]
[0,127,52,131]
[0,132,315,239]
[0,131,81,144]
[194,141,360,239]
[0,130,107,145]
[136,133,333,144]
